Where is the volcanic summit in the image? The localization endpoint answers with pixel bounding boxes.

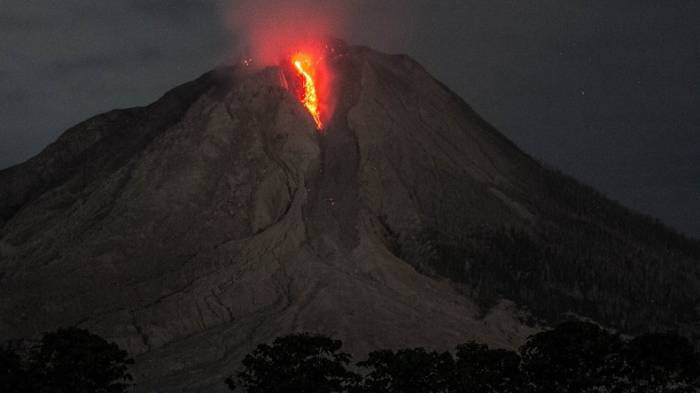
[1,42,699,392]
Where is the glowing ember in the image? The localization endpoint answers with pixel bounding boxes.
[291,52,323,129]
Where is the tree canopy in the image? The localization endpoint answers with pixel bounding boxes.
[227,321,700,393]
[1,327,133,393]
[225,333,358,393]
[356,348,453,393]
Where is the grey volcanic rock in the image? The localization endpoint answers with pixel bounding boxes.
[1,45,699,392]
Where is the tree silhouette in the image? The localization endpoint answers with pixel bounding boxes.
[451,342,522,393]
[521,321,700,393]
[621,332,700,392]
[520,321,624,393]
[1,343,26,393]
[26,327,134,393]
[228,324,700,393]
[355,348,454,393]
[1,328,135,393]
[226,333,358,393]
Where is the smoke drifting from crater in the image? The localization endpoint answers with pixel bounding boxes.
[224,0,414,66]
[226,0,341,65]
[224,0,413,128]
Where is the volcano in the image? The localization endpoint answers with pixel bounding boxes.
[1,43,699,392]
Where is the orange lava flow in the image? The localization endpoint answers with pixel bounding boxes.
[291,52,322,129]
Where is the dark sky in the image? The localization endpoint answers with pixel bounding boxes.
[1,1,699,238]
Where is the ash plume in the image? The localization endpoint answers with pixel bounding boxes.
[224,0,415,66]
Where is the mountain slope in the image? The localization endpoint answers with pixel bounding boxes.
[1,44,698,392]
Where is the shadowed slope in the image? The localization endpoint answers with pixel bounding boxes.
[1,44,698,392]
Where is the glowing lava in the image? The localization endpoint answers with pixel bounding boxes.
[291,52,323,129]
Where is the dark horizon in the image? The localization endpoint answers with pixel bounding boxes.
[1,1,698,238]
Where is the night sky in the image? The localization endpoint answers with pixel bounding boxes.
[1,1,698,238]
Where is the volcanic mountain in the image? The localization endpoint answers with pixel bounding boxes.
[1,43,699,392]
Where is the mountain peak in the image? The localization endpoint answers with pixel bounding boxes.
[1,44,698,392]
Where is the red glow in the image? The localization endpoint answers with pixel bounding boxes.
[225,2,340,130]
[291,52,323,129]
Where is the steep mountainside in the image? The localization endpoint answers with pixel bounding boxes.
[1,44,698,392]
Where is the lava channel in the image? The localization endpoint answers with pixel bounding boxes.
[290,52,323,129]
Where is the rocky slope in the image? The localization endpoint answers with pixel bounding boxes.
[1,44,698,392]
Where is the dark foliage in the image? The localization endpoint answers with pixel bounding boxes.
[227,322,700,393]
[0,327,133,393]
[396,167,700,337]
[452,342,522,393]
[521,321,625,392]
[621,332,700,392]
[355,348,453,393]
[226,333,358,393]
[411,222,699,335]
[521,321,700,393]
[1,343,25,393]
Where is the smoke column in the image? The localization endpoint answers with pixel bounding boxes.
[225,0,416,66]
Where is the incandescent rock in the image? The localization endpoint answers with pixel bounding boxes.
[1,45,699,392]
